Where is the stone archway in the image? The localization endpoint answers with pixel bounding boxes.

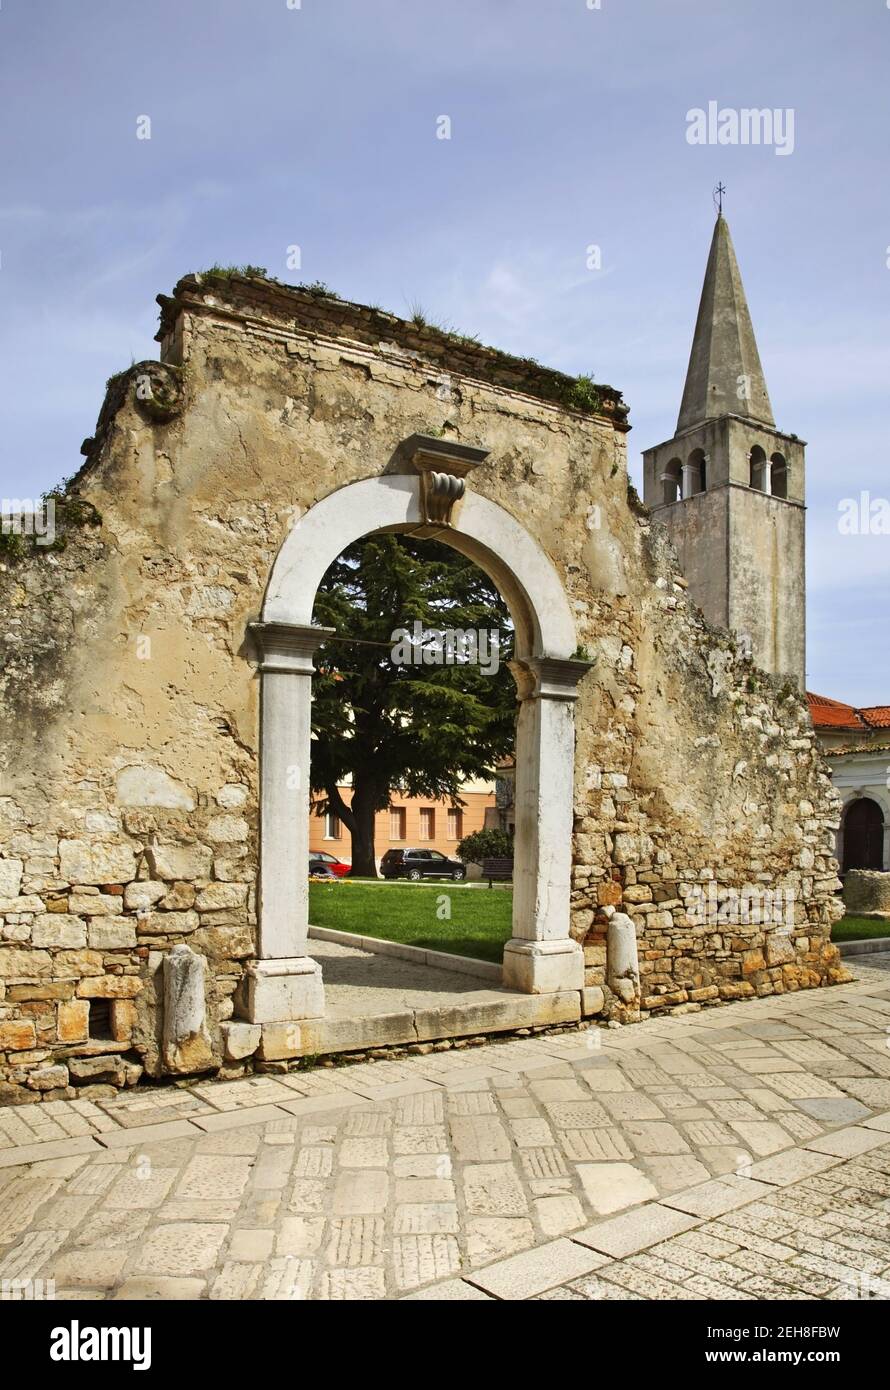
[237,472,590,1026]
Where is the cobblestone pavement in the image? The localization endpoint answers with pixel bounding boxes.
[2,959,890,1301]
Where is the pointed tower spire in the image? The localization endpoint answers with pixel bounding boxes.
[643,206,807,686]
[677,213,774,432]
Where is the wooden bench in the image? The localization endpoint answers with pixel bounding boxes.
[481,857,514,888]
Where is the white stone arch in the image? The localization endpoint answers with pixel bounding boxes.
[263,475,577,660]
[238,474,589,1026]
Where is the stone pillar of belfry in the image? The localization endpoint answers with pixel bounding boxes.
[681,462,696,498]
[502,655,593,994]
[238,621,334,1024]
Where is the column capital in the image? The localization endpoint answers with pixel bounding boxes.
[509,655,595,703]
[249,621,335,674]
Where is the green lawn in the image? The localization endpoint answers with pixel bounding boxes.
[832,915,890,943]
[308,880,513,963]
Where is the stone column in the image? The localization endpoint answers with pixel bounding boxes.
[238,621,334,1025]
[681,462,696,499]
[503,656,592,994]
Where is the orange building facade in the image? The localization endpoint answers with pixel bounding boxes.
[309,781,496,865]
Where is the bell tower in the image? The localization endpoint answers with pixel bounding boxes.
[642,210,806,686]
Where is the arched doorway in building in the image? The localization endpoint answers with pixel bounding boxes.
[842,796,885,873]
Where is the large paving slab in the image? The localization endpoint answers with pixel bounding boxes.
[1,956,890,1299]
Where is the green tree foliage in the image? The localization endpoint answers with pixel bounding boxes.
[456,827,514,864]
[311,536,515,876]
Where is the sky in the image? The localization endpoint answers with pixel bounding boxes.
[0,0,887,702]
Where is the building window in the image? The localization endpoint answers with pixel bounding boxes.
[770,452,788,499]
[389,806,406,840]
[323,812,340,841]
[447,808,463,841]
[419,807,435,841]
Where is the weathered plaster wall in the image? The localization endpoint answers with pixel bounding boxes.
[0,274,846,1102]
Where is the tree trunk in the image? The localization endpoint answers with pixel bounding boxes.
[327,781,379,878]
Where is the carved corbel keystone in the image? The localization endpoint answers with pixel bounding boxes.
[403,433,489,527]
[508,655,596,703]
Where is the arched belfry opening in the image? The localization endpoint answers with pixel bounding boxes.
[749,444,768,492]
[237,446,590,1027]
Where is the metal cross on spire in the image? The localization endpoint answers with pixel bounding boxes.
[713,181,726,215]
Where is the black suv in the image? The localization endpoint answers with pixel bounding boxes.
[380,848,467,882]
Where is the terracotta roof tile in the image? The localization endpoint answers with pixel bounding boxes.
[859,706,890,729]
[806,692,865,729]
[807,692,890,732]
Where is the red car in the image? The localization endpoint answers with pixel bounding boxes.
[309,850,351,877]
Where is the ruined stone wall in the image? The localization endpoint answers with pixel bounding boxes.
[0,274,846,1102]
[843,870,890,915]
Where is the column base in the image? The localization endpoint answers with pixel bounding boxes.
[236,957,325,1024]
[502,939,584,994]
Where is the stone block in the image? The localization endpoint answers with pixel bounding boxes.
[191,923,254,959]
[237,957,325,1024]
[0,1019,37,1050]
[220,1020,262,1060]
[57,999,90,1043]
[212,854,248,881]
[69,892,124,916]
[110,999,138,1043]
[258,1021,303,1060]
[0,895,46,914]
[115,764,195,810]
[87,920,138,950]
[28,1063,69,1090]
[216,784,248,809]
[581,986,605,1016]
[76,975,143,999]
[502,940,584,994]
[137,909,199,935]
[0,948,53,979]
[718,981,755,1000]
[58,840,138,887]
[1,921,31,942]
[0,859,24,899]
[160,882,196,910]
[69,1054,132,1087]
[123,880,166,910]
[206,815,249,844]
[146,843,213,882]
[196,882,248,911]
[53,949,103,978]
[9,982,73,1001]
[31,915,87,948]
[765,933,795,966]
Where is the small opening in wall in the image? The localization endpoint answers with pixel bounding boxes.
[89,998,114,1041]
